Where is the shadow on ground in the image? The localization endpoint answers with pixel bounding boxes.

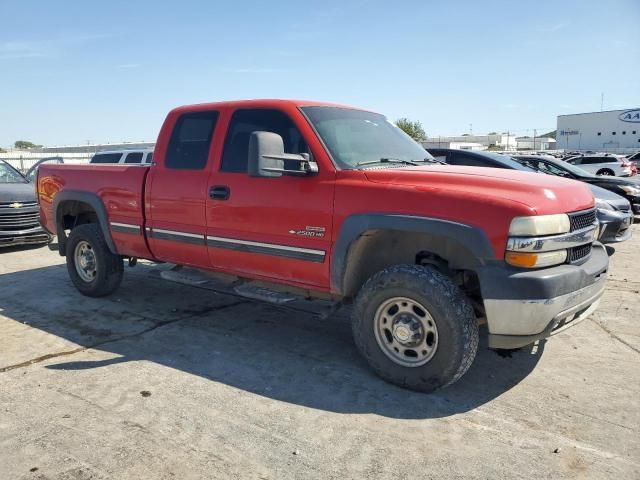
[0,263,544,419]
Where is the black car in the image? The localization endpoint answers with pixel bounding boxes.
[425,149,633,244]
[0,159,51,248]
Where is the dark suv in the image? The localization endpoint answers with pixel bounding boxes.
[0,159,51,247]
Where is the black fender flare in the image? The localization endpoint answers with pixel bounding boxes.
[53,190,117,255]
[331,214,496,296]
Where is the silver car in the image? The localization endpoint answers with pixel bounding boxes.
[566,154,632,177]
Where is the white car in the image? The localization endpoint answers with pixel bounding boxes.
[90,149,154,165]
[566,154,632,177]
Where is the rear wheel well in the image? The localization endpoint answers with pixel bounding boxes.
[341,230,485,315]
[56,201,101,255]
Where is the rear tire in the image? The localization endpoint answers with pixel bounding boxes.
[66,224,123,297]
[596,169,614,176]
[352,264,479,393]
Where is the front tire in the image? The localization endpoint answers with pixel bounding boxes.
[66,224,123,297]
[352,264,479,392]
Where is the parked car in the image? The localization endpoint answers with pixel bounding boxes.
[38,99,607,393]
[513,154,640,216]
[426,149,633,244]
[0,159,52,247]
[566,154,633,177]
[90,149,154,165]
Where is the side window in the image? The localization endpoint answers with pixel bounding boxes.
[145,152,153,164]
[221,109,308,173]
[166,111,219,169]
[427,150,449,163]
[450,152,492,167]
[91,153,122,164]
[124,152,143,164]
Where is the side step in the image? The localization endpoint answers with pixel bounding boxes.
[154,265,343,318]
[233,283,296,304]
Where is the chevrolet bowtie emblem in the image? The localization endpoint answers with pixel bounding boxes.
[9,202,23,209]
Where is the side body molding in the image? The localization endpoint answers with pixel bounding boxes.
[53,190,117,255]
[331,214,496,296]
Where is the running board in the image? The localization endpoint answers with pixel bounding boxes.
[233,283,296,304]
[156,264,343,317]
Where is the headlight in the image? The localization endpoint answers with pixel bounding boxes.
[505,250,568,268]
[619,185,640,195]
[509,214,570,236]
[595,199,615,211]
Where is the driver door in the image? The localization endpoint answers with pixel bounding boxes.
[205,107,335,289]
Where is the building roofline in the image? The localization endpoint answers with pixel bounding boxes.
[557,108,639,117]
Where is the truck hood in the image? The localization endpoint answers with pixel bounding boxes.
[363,165,594,214]
[0,182,37,203]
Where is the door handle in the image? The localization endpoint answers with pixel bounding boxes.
[209,185,230,200]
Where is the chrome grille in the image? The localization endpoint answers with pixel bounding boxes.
[0,206,40,231]
[568,209,596,232]
[0,201,37,209]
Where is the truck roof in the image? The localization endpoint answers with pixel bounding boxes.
[169,99,367,115]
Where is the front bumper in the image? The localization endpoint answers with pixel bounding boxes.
[598,208,633,243]
[478,243,609,349]
[0,226,51,248]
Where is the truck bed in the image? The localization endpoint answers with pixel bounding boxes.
[38,164,153,259]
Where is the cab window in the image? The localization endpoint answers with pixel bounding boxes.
[221,109,308,173]
[166,111,219,169]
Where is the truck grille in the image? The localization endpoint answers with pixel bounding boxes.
[0,202,40,232]
[0,201,38,209]
[568,209,596,232]
[568,243,592,263]
[0,211,40,231]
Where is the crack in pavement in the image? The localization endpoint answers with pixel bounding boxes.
[0,300,246,374]
[589,317,640,355]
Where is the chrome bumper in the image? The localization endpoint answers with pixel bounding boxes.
[486,272,607,349]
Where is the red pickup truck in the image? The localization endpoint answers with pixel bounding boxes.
[37,100,608,392]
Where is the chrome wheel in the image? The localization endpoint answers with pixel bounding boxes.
[74,240,97,283]
[373,296,439,367]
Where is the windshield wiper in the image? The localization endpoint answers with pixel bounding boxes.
[422,157,446,165]
[356,157,420,167]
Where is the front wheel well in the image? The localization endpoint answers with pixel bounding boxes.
[340,230,484,308]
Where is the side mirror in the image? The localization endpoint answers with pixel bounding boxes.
[248,131,318,178]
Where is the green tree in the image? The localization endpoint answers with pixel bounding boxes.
[395,118,426,141]
[14,140,41,149]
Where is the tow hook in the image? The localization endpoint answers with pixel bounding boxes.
[128,257,138,267]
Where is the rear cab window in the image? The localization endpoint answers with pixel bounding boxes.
[166,111,219,169]
[91,153,123,164]
[124,152,144,164]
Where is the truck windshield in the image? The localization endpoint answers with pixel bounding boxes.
[300,106,435,169]
[0,162,27,184]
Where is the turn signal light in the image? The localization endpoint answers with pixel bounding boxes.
[505,250,568,268]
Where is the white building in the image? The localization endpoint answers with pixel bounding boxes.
[421,133,517,151]
[421,141,484,151]
[557,108,640,153]
[515,137,556,150]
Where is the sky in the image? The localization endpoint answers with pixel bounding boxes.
[1,0,639,147]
